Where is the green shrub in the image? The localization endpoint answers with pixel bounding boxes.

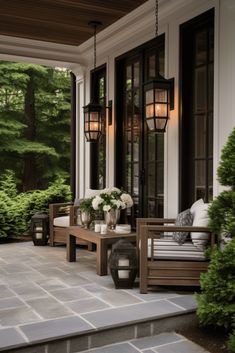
[197,127,235,352]
[208,190,235,238]
[196,238,235,330]
[0,172,71,237]
[217,128,235,187]
[228,326,235,353]
[0,169,17,198]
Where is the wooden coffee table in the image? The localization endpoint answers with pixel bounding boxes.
[67,226,136,276]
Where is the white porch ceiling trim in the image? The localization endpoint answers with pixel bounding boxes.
[0,0,200,69]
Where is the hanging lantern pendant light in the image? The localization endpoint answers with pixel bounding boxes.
[84,21,103,142]
[144,0,174,133]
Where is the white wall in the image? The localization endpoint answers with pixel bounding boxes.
[81,0,223,216]
[215,0,235,195]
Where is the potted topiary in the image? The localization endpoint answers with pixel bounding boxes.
[196,128,235,352]
[79,198,95,229]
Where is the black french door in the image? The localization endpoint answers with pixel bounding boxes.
[116,36,165,227]
[180,9,214,210]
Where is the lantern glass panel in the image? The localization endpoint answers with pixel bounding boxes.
[90,131,99,140]
[156,117,167,131]
[85,111,89,123]
[155,88,167,102]
[154,103,167,117]
[146,104,154,118]
[90,111,99,122]
[146,89,154,104]
[146,118,155,131]
[118,257,130,279]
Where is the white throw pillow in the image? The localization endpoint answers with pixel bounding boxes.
[190,198,204,217]
[84,189,103,198]
[191,203,210,249]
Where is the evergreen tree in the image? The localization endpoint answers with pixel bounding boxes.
[196,127,235,352]
[0,61,70,191]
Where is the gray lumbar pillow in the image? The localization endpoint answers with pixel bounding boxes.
[173,209,193,245]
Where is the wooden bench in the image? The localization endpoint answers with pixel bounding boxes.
[137,218,216,293]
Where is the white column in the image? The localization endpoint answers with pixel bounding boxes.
[74,69,86,199]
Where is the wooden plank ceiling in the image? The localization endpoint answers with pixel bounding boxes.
[0,0,148,46]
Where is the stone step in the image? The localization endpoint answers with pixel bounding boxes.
[2,311,198,353]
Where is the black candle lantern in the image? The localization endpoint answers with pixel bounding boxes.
[31,213,49,246]
[83,21,103,142]
[84,102,103,142]
[143,0,174,133]
[109,239,138,289]
[144,77,174,132]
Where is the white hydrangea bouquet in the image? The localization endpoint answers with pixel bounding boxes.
[92,187,133,212]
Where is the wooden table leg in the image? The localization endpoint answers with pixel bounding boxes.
[67,233,76,262]
[96,239,108,276]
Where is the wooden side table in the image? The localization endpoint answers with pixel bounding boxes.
[67,226,136,276]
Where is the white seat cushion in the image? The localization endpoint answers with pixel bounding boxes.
[148,238,206,261]
[53,216,70,228]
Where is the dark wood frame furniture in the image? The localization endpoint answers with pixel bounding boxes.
[49,203,92,249]
[137,218,215,293]
[67,226,136,276]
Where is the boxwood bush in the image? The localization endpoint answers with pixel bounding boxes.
[0,170,71,238]
[196,128,235,352]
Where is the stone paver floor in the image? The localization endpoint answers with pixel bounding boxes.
[0,241,198,350]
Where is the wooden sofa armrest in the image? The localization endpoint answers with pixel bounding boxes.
[49,202,73,222]
[136,218,175,240]
[69,205,79,226]
[49,202,73,214]
[136,218,176,263]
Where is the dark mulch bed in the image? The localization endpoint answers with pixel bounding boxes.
[177,325,229,353]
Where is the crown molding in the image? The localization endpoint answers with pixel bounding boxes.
[0,34,86,68]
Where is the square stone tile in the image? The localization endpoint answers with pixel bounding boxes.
[50,287,91,302]
[82,283,110,295]
[0,327,26,349]
[58,274,91,286]
[36,268,68,277]
[132,332,182,349]
[1,263,29,273]
[10,283,48,300]
[0,297,25,310]
[94,290,142,306]
[126,289,180,302]
[167,295,197,310]
[67,298,110,314]
[82,343,140,353]
[0,284,16,299]
[36,278,68,291]
[4,272,45,285]
[0,307,41,326]
[26,297,73,319]
[154,339,209,353]
[82,300,183,328]
[20,316,94,343]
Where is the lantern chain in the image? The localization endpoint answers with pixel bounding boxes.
[94,24,97,70]
[155,0,158,37]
